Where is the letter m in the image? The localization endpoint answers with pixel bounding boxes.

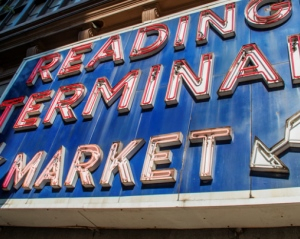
[2,151,46,190]
[82,70,141,118]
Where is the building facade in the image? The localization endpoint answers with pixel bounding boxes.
[1,0,300,236]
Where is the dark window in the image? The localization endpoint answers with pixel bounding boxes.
[0,0,88,32]
[2,8,21,30]
[0,0,9,13]
[0,12,8,28]
[46,0,64,14]
[0,0,28,29]
[26,0,46,21]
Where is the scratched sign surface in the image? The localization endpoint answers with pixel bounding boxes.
[0,0,299,201]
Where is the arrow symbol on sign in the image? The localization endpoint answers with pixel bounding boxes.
[250,137,289,173]
[250,111,300,174]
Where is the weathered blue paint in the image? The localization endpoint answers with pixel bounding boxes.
[0,0,299,200]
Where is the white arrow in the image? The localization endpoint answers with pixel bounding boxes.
[250,111,300,174]
[250,137,289,173]
[271,112,300,155]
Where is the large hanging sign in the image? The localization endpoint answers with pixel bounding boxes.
[1,0,300,228]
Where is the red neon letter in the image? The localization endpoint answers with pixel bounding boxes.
[141,132,182,184]
[189,127,232,181]
[174,16,190,50]
[288,34,300,84]
[100,139,145,187]
[85,35,124,71]
[196,3,236,45]
[165,53,214,105]
[57,43,93,78]
[82,70,141,118]
[0,96,27,133]
[13,90,54,131]
[43,83,86,126]
[129,24,169,61]
[3,151,47,190]
[140,65,163,109]
[218,43,284,96]
[34,146,65,189]
[245,0,292,29]
[65,144,103,188]
[26,53,61,86]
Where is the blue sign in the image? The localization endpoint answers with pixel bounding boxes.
[0,0,300,203]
